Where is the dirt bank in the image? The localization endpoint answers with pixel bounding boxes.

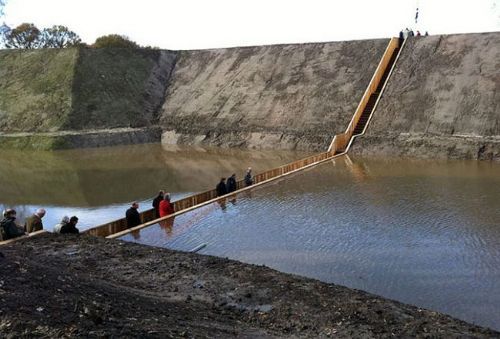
[0,127,161,150]
[2,33,498,156]
[351,32,500,160]
[160,39,389,151]
[0,234,496,337]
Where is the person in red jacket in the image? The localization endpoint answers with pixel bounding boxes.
[159,193,174,218]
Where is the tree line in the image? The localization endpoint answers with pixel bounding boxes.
[0,22,140,49]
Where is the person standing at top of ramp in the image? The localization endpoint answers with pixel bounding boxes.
[403,28,410,39]
[159,193,174,217]
[152,190,165,218]
[244,168,253,187]
[25,208,46,233]
[126,202,141,228]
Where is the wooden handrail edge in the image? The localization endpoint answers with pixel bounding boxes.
[344,37,406,152]
[0,230,48,246]
[328,37,396,152]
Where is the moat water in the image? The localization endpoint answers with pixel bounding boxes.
[1,145,499,330]
[119,154,500,330]
[0,144,306,229]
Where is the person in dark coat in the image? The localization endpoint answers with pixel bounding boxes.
[244,168,253,187]
[216,178,227,196]
[126,202,141,228]
[226,174,237,193]
[399,30,404,45]
[0,209,25,241]
[60,216,80,234]
[152,190,165,218]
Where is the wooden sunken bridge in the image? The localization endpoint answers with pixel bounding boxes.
[0,37,404,245]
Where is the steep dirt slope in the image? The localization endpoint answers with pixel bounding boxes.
[161,39,389,151]
[351,32,500,160]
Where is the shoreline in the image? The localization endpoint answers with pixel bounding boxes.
[0,127,161,150]
[1,129,499,162]
[0,234,497,337]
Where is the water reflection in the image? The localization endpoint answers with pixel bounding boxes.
[121,156,500,330]
[0,144,306,230]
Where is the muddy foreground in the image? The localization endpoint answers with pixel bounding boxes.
[0,234,497,338]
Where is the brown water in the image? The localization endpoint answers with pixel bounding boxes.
[0,143,307,229]
[2,144,500,330]
[120,155,500,330]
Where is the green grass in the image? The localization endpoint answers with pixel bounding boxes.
[0,49,78,132]
[0,48,163,136]
[0,135,69,150]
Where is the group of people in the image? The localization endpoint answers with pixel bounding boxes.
[124,167,255,229]
[2,166,257,240]
[125,191,175,228]
[0,208,79,242]
[216,167,254,197]
[399,28,429,43]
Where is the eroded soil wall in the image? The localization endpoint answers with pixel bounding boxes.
[351,32,500,160]
[160,39,389,151]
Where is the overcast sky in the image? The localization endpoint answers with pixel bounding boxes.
[3,0,500,49]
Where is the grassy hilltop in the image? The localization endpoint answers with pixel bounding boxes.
[0,48,177,133]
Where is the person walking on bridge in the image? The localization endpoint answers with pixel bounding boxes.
[227,174,237,193]
[159,193,174,218]
[25,208,45,233]
[53,216,70,233]
[60,216,80,234]
[126,202,141,228]
[244,168,254,187]
[0,209,25,241]
[216,178,228,197]
[152,190,165,218]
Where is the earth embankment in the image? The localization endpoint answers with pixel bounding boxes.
[0,48,176,149]
[1,33,498,157]
[160,39,389,151]
[350,32,500,160]
[0,234,497,337]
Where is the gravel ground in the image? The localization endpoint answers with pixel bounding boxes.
[0,234,497,338]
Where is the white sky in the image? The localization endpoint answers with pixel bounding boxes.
[3,0,500,49]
